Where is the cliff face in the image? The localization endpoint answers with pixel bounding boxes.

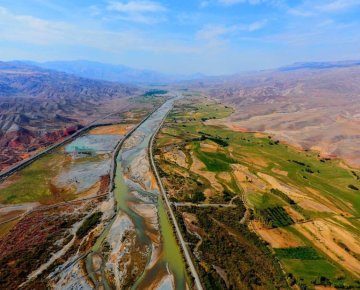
[0,61,138,171]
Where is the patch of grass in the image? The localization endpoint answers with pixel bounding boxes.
[195,146,236,172]
[281,259,347,287]
[248,192,286,210]
[275,247,321,260]
[0,152,64,204]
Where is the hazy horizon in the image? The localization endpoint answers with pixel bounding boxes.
[1,0,360,74]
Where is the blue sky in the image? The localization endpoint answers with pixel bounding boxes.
[0,0,360,74]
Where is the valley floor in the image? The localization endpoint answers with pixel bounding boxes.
[154,96,360,289]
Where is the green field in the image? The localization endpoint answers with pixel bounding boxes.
[0,151,71,204]
[275,247,321,260]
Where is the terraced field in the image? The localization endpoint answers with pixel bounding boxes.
[154,96,360,289]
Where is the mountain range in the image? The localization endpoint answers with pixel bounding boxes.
[24,60,206,84]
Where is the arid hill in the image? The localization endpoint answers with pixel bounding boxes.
[195,64,360,167]
[0,61,138,171]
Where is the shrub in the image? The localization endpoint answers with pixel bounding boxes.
[257,206,294,228]
[76,212,103,238]
[191,191,206,203]
[270,188,295,205]
[348,184,359,191]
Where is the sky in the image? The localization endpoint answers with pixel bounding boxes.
[0,0,360,74]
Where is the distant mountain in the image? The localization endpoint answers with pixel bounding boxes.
[25,60,206,84]
[279,60,360,71]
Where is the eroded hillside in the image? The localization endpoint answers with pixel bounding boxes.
[0,61,141,171]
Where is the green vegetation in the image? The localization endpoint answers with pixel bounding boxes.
[188,191,206,202]
[275,247,321,260]
[200,134,229,147]
[270,188,295,204]
[143,89,168,96]
[248,191,285,210]
[175,199,288,289]
[195,147,236,172]
[257,206,294,227]
[0,152,68,204]
[76,211,103,238]
[281,259,358,288]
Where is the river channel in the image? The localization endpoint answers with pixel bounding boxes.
[87,98,188,289]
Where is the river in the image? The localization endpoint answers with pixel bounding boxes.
[87,98,188,289]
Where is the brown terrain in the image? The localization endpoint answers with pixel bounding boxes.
[0,61,139,171]
[194,63,360,168]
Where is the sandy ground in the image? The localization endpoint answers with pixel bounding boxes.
[128,148,150,189]
[217,172,232,183]
[271,168,288,176]
[253,220,304,248]
[205,119,250,133]
[50,257,93,290]
[242,156,268,168]
[163,148,187,169]
[105,213,134,289]
[283,205,305,222]
[89,124,133,135]
[298,199,333,213]
[257,173,304,200]
[314,286,337,290]
[200,140,221,152]
[55,158,111,194]
[155,274,175,290]
[232,164,267,193]
[295,219,360,277]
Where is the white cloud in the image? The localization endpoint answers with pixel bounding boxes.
[105,1,167,23]
[317,0,360,12]
[200,1,210,8]
[247,20,268,31]
[0,6,193,54]
[197,20,267,41]
[289,0,360,17]
[107,0,166,13]
[218,0,268,5]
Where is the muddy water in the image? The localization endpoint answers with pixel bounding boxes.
[115,98,187,289]
[87,98,187,289]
